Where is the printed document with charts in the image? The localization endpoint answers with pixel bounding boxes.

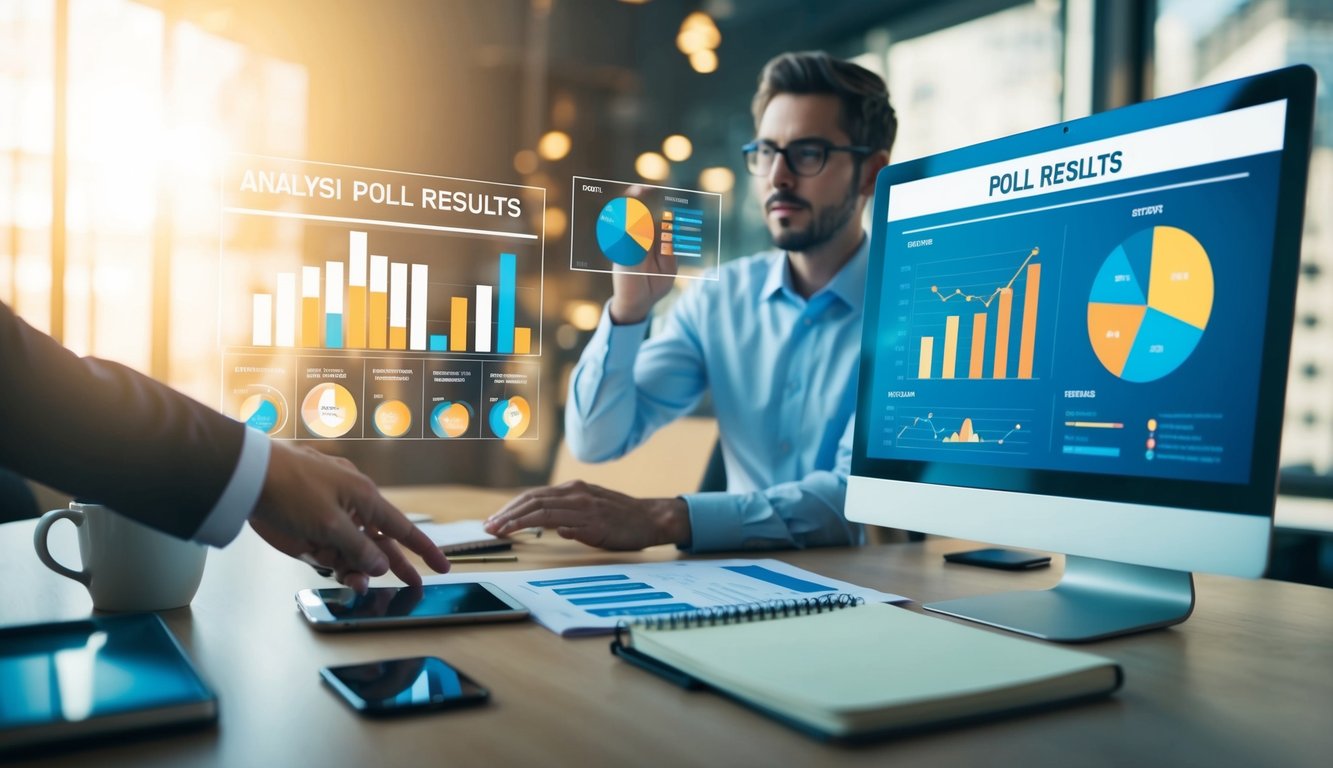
[422,559,907,636]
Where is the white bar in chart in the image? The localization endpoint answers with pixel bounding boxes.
[275,272,296,347]
[410,263,428,351]
[251,293,272,346]
[475,284,493,353]
[389,262,408,350]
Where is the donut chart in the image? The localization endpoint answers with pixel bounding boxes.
[429,401,473,438]
[488,396,532,439]
[372,399,413,438]
[239,387,287,435]
[596,197,654,266]
[1087,225,1213,383]
[300,382,359,438]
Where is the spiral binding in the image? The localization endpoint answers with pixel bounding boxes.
[621,593,864,633]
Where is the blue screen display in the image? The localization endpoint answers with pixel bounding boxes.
[865,102,1286,486]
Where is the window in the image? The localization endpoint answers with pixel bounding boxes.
[1157,0,1333,471]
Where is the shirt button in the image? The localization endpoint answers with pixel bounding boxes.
[779,441,791,454]
[803,317,813,326]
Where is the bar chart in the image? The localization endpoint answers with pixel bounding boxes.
[911,246,1046,381]
[221,156,545,442]
[246,232,535,357]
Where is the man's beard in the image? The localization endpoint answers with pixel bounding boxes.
[768,184,858,252]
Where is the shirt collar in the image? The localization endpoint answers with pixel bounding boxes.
[761,233,870,313]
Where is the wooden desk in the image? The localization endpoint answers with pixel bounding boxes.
[4,486,1332,767]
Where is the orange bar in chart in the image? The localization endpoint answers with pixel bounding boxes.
[369,255,388,349]
[347,231,367,348]
[993,287,1013,378]
[1017,263,1041,379]
[301,266,321,348]
[969,313,987,378]
[918,336,934,379]
[389,262,408,351]
[450,297,469,352]
[942,315,959,379]
[513,327,531,354]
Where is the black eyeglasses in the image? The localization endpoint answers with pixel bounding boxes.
[741,138,871,177]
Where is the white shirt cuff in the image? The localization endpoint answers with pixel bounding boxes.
[192,427,271,547]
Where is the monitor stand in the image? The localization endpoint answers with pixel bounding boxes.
[924,555,1195,643]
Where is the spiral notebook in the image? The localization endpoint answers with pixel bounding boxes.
[417,520,511,555]
[611,596,1122,743]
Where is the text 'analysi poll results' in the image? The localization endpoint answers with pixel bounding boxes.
[221,156,544,441]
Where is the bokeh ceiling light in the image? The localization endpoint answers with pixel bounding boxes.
[698,166,735,193]
[662,134,693,162]
[565,300,603,331]
[635,152,670,181]
[689,49,719,74]
[545,206,569,239]
[537,130,572,161]
[513,149,538,175]
[676,11,721,55]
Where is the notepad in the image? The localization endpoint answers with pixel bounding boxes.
[0,614,217,752]
[612,600,1122,742]
[417,520,511,555]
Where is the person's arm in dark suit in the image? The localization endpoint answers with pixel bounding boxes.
[0,300,449,590]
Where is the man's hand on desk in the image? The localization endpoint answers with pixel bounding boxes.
[247,441,452,592]
[485,480,691,551]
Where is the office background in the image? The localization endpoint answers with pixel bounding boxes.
[1,0,1329,577]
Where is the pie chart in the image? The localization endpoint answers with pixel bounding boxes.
[300,382,358,438]
[1087,225,1213,383]
[429,401,473,438]
[372,399,413,438]
[596,197,655,266]
[238,387,287,435]
[488,396,531,439]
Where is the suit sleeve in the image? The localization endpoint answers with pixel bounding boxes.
[0,301,245,539]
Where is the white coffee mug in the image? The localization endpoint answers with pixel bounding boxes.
[33,502,208,612]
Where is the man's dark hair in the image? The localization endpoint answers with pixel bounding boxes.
[752,51,897,156]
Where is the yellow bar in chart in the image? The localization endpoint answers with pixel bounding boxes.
[389,262,408,351]
[301,266,321,348]
[969,313,987,379]
[1018,263,1041,379]
[942,315,959,379]
[347,231,367,348]
[993,287,1013,378]
[369,255,388,349]
[918,336,934,379]
[450,297,469,352]
[513,327,531,355]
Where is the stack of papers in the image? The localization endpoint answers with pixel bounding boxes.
[417,520,511,555]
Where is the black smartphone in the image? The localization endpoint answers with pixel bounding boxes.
[943,548,1052,571]
[320,656,489,716]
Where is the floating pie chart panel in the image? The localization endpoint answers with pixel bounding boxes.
[1087,225,1213,383]
[596,197,655,267]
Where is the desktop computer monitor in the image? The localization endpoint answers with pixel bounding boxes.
[848,66,1316,642]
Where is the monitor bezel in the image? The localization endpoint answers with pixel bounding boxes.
[852,65,1316,520]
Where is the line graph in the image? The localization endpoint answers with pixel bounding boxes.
[891,406,1034,455]
[930,247,1039,307]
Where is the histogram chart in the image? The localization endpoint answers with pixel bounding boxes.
[221,156,544,442]
[906,244,1062,382]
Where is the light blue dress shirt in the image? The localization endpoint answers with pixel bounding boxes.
[565,236,869,552]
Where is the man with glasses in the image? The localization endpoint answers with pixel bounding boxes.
[487,51,896,551]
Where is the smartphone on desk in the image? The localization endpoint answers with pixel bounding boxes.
[321,656,489,716]
[943,548,1052,571]
[296,582,528,631]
